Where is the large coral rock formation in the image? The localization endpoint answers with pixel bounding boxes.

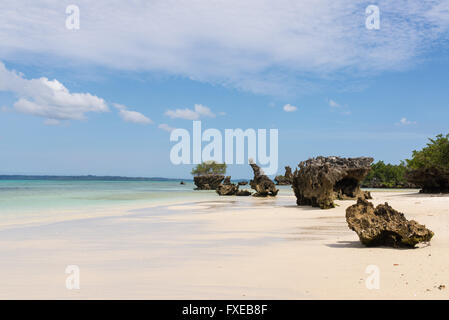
[274,166,293,185]
[216,176,252,196]
[292,156,373,209]
[249,162,279,197]
[193,174,224,190]
[346,198,434,248]
[405,167,449,193]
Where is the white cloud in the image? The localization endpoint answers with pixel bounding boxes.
[0,62,108,121]
[328,99,340,108]
[328,98,352,115]
[397,117,416,126]
[165,104,216,120]
[158,123,175,132]
[113,103,152,124]
[0,1,448,95]
[283,104,297,112]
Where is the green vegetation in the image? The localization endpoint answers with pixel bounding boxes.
[364,134,449,188]
[363,161,408,188]
[406,134,449,170]
[191,161,227,176]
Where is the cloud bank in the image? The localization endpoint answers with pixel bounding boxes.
[0,62,108,122]
[0,1,448,95]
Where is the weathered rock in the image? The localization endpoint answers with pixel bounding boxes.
[236,190,252,196]
[193,174,224,190]
[346,198,434,248]
[216,176,252,196]
[223,176,232,185]
[216,183,239,195]
[274,166,293,185]
[405,167,449,193]
[292,156,373,209]
[238,181,248,186]
[249,162,279,197]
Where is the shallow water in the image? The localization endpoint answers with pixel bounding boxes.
[0,179,293,226]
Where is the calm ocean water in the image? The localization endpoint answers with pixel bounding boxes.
[0,179,293,226]
[0,180,228,224]
[0,180,215,213]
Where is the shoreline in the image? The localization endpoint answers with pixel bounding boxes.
[0,187,421,231]
[0,190,448,299]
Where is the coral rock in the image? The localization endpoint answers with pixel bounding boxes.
[346,198,434,248]
[216,183,239,196]
[193,175,224,190]
[292,156,373,209]
[222,176,232,185]
[216,176,252,196]
[405,167,449,193]
[236,190,252,196]
[249,162,279,197]
[274,166,293,185]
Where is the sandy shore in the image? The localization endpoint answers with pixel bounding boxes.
[0,190,448,299]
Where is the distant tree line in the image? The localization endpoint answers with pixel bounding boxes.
[362,161,409,188]
[363,133,449,188]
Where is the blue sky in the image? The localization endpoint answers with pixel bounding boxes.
[0,1,449,178]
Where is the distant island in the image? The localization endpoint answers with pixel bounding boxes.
[0,175,191,181]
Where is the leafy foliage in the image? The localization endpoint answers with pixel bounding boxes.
[363,161,408,188]
[191,161,227,176]
[406,134,449,170]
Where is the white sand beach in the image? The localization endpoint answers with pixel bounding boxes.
[0,190,448,299]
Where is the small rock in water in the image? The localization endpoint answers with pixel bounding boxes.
[216,176,252,196]
[274,166,293,185]
[194,174,224,190]
[249,161,278,197]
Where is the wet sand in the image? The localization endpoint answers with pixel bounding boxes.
[0,190,448,299]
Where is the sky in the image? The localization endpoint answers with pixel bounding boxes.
[0,0,449,178]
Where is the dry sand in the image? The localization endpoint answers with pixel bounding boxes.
[0,190,448,299]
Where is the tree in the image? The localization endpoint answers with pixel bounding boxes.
[363,160,408,188]
[191,161,227,176]
[406,134,449,170]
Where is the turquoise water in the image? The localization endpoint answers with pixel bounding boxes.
[0,180,222,223]
[0,179,292,226]
[0,180,217,212]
